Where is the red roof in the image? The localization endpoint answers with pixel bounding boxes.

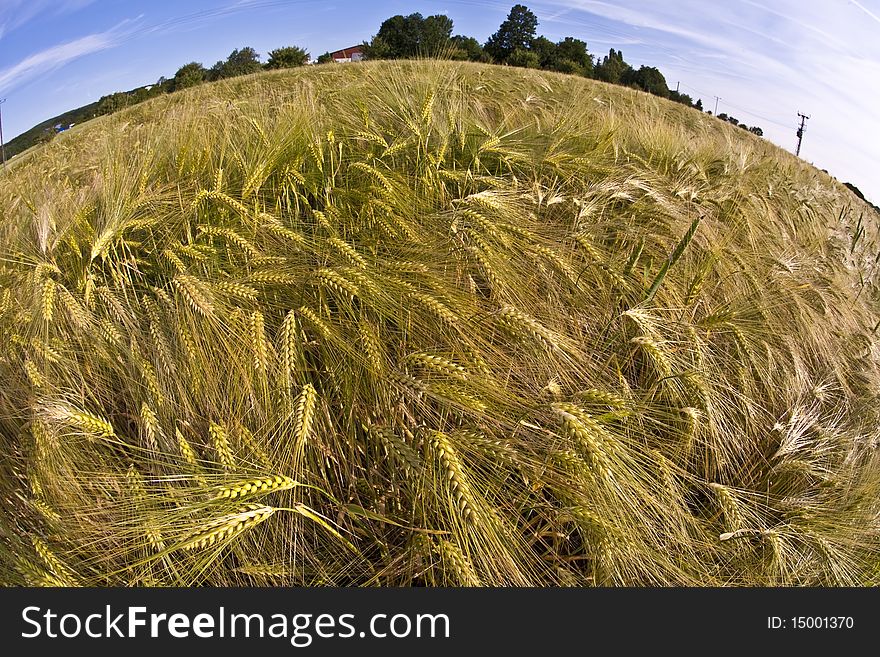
[330,45,364,59]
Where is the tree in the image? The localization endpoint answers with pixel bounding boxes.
[374,14,421,58]
[209,47,262,80]
[530,36,557,69]
[96,92,131,116]
[172,62,207,91]
[554,36,592,76]
[507,48,540,68]
[694,98,703,111]
[484,4,538,62]
[668,90,693,106]
[450,35,488,61]
[367,13,453,59]
[749,126,763,137]
[421,14,454,55]
[622,65,669,97]
[594,49,630,84]
[361,36,391,60]
[528,35,592,76]
[266,46,310,69]
[317,51,333,64]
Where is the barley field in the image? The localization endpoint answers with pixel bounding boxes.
[1,60,878,586]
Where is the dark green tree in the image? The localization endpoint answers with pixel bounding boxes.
[266,46,310,69]
[554,36,592,76]
[694,98,703,111]
[172,62,207,91]
[507,48,540,68]
[450,35,488,61]
[209,47,262,80]
[366,13,454,59]
[749,126,763,136]
[668,90,693,106]
[531,36,558,69]
[421,14,454,55]
[595,48,630,84]
[361,36,391,60]
[484,4,538,62]
[621,66,669,97]
[96,92,131,116]
[317,51,333,64]
[374,14,421,57]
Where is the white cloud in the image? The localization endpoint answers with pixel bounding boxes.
[0,0,98,39]
[0,28,122,94]
[850,0,880,25]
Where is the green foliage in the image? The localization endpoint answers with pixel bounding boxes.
[485,4,539,61]
[317,51,333,64]
[449,35,488,62]
[172,62,207,91]
[96,92,132,116]
[422,14,455,54]
[209,47,262,80]
[669,90,693,106]
[507,48,540,69]
[361,37,391,60]
[527,35,595,77]
[555,36,593,76]
[366,12,453,59]
[595,48,631,84]
[622,65,670,98]
[266,46,310,69]
[1,61,878,587]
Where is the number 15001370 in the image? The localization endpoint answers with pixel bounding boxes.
[768,616,854,629]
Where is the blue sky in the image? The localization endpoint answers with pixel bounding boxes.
[1,0,878,200]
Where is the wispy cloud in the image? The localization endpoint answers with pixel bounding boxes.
[0,0,98,40]
[0,19,135,94]
[850,0,880,25]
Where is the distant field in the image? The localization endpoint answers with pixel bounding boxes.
[1,60,878,586]
[2,100,101,161]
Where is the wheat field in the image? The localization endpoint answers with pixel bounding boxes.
[0,60,878,586]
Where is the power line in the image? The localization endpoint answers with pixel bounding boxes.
[716,98,791,129]
[677,83,794,130]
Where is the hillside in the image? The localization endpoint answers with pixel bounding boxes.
[3,100,100,160]
[0,61,878,587]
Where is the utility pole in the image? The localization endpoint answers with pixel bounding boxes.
[795,112,810,157]
[0,99,6,166]
[714,96,720,115]
[675,81,680,94]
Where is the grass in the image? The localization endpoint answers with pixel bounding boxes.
[0,60,878,586]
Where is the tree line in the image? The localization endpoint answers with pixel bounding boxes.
[93,46,310,116]
[78,4,764,136]
[357,4,764,136]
